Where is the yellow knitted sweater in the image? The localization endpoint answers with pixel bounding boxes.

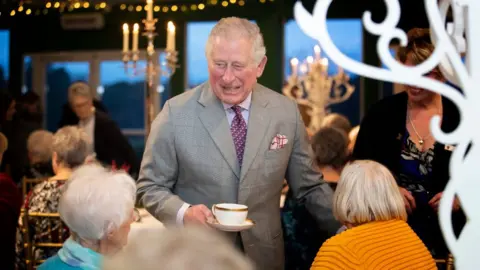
[311,219,437,270]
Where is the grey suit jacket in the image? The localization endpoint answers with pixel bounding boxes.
[137,82,339,270]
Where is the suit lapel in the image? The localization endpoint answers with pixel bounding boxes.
[240,85,271,182]
[198,84,240,179]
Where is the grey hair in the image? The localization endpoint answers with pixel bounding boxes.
[205,17,266,65]
[333,160,407,226]
[52,126,90,169]
[68,81,93,102]
[59,164,136,241]
[103,226,254,270]
[27,130,54,163]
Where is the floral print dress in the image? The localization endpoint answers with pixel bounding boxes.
[16,180,67,269]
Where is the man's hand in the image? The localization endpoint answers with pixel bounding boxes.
[429,192,461,212]
[183,204,213,225]
[399,187,416,213]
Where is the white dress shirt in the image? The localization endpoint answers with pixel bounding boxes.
[175,92,252,225]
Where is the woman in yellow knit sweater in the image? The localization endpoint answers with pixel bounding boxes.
[311,160,437,270]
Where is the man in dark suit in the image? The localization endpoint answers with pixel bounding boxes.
[67,82,138,177]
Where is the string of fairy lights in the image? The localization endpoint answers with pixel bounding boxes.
[4,0,275,17]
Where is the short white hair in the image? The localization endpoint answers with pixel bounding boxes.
[27,130,54,163]
[205,17,266,65]
[58,164,136,241]
[333,160,407,226]
[68,81,93,102]
[103,226,254,270]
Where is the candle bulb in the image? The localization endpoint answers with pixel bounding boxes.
[122,23,129,53]
[290,58,299,76]
[314,45,321,61]
[306,56,314,70]
[321,58,329,73]
[166,21,176,51]
[132,23,139,52]
[146,0,153,21]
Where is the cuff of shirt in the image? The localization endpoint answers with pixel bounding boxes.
[176,203,191,226]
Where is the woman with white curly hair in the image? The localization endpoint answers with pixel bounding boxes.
[38,164,136,270]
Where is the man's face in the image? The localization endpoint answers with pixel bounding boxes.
[70,96,93,120]
[208,36,267,105]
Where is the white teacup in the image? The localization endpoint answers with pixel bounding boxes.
[211,203,248,226]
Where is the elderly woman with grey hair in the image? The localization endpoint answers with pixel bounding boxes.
[311,160,436,269]
[16,126,90,268]
[38,164,136,270]
[25,130,55,179]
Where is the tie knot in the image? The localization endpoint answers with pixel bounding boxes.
[231,105,242,115]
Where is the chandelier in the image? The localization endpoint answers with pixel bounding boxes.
[283,45,355,132]
[121,0,178,134]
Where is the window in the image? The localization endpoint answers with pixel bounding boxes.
[46,62,89,131]
[0,30,9,89]
[99,60,145,129]
[23,56,32,94]
[186,22,216,89]
[284,19,362,125]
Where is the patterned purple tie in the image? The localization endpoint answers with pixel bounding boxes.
[230,105,247,166]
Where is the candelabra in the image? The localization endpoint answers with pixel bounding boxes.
[122,0,178,135]
[283,45,355,132]
[294,0,478,268]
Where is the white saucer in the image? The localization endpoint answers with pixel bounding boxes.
[207,218,255,232]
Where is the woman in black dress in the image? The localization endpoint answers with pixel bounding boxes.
[352,28,465,260]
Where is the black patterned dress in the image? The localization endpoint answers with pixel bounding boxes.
[399,132,447,257]
[15,180,67,269]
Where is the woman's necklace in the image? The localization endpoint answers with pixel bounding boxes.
[407,111,431,146]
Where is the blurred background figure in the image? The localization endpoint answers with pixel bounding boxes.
[311,127,350,189]
[311,160,436,269]
[0,90,16,133]
[281,126,349,270]
[103,226,254,270]
[321,113,352,135]
[59,81,108,128]
[38,164,136,270]
[65,82,138,177]
[0,90,16,176]
[16,91,43,130]
[0,132,22,270]
[25,130,54,179]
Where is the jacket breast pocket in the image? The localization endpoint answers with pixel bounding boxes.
[265,147,289,160]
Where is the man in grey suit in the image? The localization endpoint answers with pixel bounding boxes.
[137,17,339,269]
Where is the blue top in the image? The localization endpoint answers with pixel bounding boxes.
[38,255,80,270]
[37,237,102,270]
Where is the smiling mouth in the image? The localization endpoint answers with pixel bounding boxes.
[221,86,242,92]
[409,88,423,95]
